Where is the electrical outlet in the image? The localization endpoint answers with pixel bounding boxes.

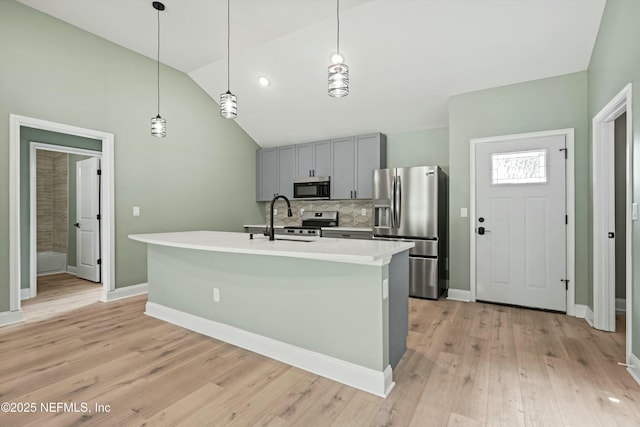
[133,206,141,217]
[300,208,305,215]
[361,208,367,216]
[274,208,278,216]
[382,279,389,300]
[213,288,220,302]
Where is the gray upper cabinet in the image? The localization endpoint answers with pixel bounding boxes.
[295,140,331,178]
[331,137,356,199]
[256,145,295,201]
[257,133,385,201]
[277,145,295,198]
[257,148,277,201]
[355,134,387,199]
[331,133,387,200]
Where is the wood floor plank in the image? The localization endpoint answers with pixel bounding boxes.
[0,275,638,426]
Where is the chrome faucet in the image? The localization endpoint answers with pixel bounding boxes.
[268,195,293,241]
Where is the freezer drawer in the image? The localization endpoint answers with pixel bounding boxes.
[409,257,442,299]
[373,236,437,257]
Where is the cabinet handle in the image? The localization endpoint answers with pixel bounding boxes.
[312,169,315,177]
[309,170,312,177]
[353,190,356,199]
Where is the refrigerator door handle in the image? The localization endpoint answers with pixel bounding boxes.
[396,175,402,228]
[391,175,397,229]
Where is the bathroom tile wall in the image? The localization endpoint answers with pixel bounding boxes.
[36,151,68,253]
[265,200,373,228]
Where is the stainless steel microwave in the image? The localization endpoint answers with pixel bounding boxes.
[293,176,330,199]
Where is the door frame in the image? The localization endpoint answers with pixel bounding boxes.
[592,84,632,349]
[29,142,103,298]
[469,128,576,314]
[9,114,115,316]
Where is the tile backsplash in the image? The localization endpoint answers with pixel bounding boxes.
[265,200,373,228]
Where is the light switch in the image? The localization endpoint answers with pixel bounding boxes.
[133,206,141,217]
[633,203,638,221]
[361,208,367,216]
[461,208,468,218]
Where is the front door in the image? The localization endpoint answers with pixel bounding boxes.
[475,134,567,311]
[76,157,101,282]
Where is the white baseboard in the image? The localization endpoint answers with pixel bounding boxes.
[100,283,148,302]
[145,301,395,398]
[447,289,472,302]
[628,353,640,387]
[0,310,24,327]
[20,288,31,300]
[616,298,626,315]
[573,304,594,327]
[67,266,77,275]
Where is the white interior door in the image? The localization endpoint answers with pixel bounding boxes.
[475,135,567,311]
[76,157,101,282]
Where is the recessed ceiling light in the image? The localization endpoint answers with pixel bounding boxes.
[258,76,271,87]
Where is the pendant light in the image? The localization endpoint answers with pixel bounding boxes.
[151,1,166,137]
[220,0,237,119]
[328,0,349,97]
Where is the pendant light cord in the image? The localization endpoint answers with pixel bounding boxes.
[336,0,340,56]
[156,6,161,116]
[227,0,231,91]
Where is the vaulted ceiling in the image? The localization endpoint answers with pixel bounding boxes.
[17,0,606,147]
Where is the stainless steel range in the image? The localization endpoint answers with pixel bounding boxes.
[280,211,338,237]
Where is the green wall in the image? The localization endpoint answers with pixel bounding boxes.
[588,0,640,357]
[0,0,263,310]
[448,72,590,305]
[387,127,449,174]
[20,127,101,289]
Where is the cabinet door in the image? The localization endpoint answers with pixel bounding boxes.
[313,140,331,177]
[277,145,295,198]
[331,137,355,200]
[355,134,387,199]
[257,148,277,201]
[295,143,313,178]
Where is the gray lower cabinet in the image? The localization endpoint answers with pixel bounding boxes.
[321,229,372,240]
[331,133,387,200]
[296,140,331,178]
[256,145,295,201]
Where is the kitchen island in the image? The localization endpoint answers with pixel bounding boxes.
[129,231,413,397]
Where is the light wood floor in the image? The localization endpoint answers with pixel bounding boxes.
[21,273,102,322]
[1,283,639,426]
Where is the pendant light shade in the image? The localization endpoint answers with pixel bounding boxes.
[220,91,237,119]
[151,1,166,137]
[151,115,166,137]
[328,0,349,97]
[220,0,237,119]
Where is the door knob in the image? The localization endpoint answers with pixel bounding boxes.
[478,226,491,235]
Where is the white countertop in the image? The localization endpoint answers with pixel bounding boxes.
[243,224,284,229]
[130,231,412,266]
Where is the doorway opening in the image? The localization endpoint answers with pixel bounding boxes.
[27,143,102,308]
[591,84,633,365]
[9,114,115,323]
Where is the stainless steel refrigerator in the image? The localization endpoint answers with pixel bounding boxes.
[373,166,447,299]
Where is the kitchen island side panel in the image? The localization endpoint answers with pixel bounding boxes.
[146,244,390,371]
